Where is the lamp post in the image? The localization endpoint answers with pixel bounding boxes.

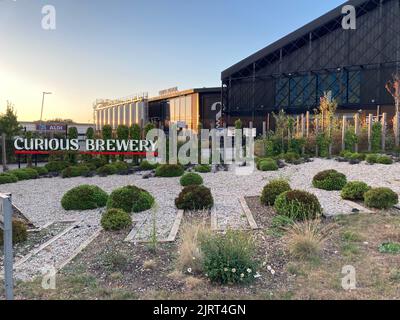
[40,92,52,136]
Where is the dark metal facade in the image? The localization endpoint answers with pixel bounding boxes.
[221,0,400,133]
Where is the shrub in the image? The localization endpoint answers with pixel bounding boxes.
[32,166,48,176]
[180,173,203,187]
[194,164,212,173]
[45,161,69,172]
[113,161,129,174]
[0,220,28,245]
[285,220,332,261]
[10,168,39,180]
[259,159,279,171]
[312,170,347,191]
[107,185,155,213]
[101,208,132,231]
[349,153,366,161]
[283,152,300,164]
[139,160,158,171]
[199,230,258,284]
[366,154,379,164]
[89,157,108,169]
[261,179,291,206]
[364,187,398,209]
[341,181,370,201]
[175,185,214,210]
[61,165,90,178]
[377,155,393,165]
[97,164,118,176]
[155,164,185,177]
[269,215,295,237]
[61,185,108,210]
[378,242,400,254]
[0,173,18,184]
[274,190,322,221]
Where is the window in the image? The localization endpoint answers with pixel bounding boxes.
[276,78,289,107]
[348,71,361,104]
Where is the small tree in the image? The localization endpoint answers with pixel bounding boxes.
[234,119,242,130]
[129,124,141,165]
[102,125,113,163]
[385,73,400,147]
[0,101,22,164]
[67,127,79,164]
[117,125,129,161]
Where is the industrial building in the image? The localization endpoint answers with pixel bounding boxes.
[221,0,400,133]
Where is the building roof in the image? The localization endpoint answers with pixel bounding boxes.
[221,0,370,80]
[149,87,221,102]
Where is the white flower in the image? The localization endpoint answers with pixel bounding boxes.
[192,256,196,260]
[271,269,276,275]
[254,272,262,279]
[231,268,236,273]
[267,265,272,271]
[262,262,267,267]
[187,268,192,273]
[247,268,252,273]
[224,268,228,272]
[240,273,245,278]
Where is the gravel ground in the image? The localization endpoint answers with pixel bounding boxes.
[1,159,399,280]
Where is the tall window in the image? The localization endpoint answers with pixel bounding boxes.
[348,71,361,104]
[276,78,289,107]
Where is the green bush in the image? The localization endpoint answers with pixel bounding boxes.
[61,165,90,178]
[180,173,203,187]
[274,190,322,221]
[0,220,28,245]
[113,161,129,174]
[10,168,39,180]
[32,166,48,176]
[200,230,258,284]
[256,157,274,170]
[378,242,400,254]
[312,170,347,191]
[175,185,214,210]
[61,185,108,211]
[0,173,18,184]
[139,160,158,171]
[349,153,366,161]
[45,161,69,172]
[364,187,398,209]
[101,208,132,231]
[341,181,370,200]
[261,179,291,206]
[89,157,108,169]
[107,185,155,213]
[259,159,279,171]
[194,164,212,173]
[283,152,300,164]
[377,155,393,165]
[155,164,185,177]
[97,164,118,176]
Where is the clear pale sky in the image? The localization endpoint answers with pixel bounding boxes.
[0,0,345,123]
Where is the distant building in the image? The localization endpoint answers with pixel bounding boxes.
[93,93,149,131]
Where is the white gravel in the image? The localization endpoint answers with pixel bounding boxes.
[1,159,399,280]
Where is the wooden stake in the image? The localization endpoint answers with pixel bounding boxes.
[354,113,359,153]
[368,114,373,152]
[342,115,346,152]
[382,113,387,151]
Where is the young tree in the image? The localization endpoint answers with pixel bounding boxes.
[385,73,400,147]
[116,125,129,161]
[129,124,141,165]
[67,127,79,163]
[0,101,22,165]
[102,125,113,163]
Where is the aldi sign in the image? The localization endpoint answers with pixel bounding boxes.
[36,124,66,131]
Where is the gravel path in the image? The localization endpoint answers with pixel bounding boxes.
[1,159,399,280]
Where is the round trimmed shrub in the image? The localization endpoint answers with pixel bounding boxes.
[366,154,379,164]
[155,164,185,177]
[89,157,108,169]
[0,173,18,184]
[377,155,393,165]
[180,172,203,186]
[113,161,129,174]
[61,185,108,210]
[261,179,291,206]
[274,190,322,221]
[283,152,300,164]
[101,208,132,231]
[194,164,212,173]
[175,185,214,210]
[10,168,39,180]
[0,220,28,245]
[341,181,370,200]
[33,166,48,176]
[97,164,118,176]
[107,185,155,213]
[312,170,347,191]
[45,161,69,172]
[259,159,278,171]
[139,160,158,171]
[364,187,398,209]
[61,165,90,178]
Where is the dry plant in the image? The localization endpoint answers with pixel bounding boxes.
[176,222,210,274]
[284,219,336,261]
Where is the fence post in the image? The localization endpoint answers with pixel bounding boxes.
[354,113,359,153]
[368,114,373,152]
[1,194,14,300]
[2,133,8,172]
[394,112,400,148]
[315,118,319,157]
[382,113,387,151]
[306,111,310,138]
[342,115,346,152]
[262,121,266,138]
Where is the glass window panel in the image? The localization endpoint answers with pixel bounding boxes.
[275,78,289,108]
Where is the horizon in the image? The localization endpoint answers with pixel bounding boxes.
[1,0,344,123]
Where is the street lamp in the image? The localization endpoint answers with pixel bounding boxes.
[40,92,52,132]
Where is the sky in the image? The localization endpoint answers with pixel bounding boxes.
[0,0,345,123]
